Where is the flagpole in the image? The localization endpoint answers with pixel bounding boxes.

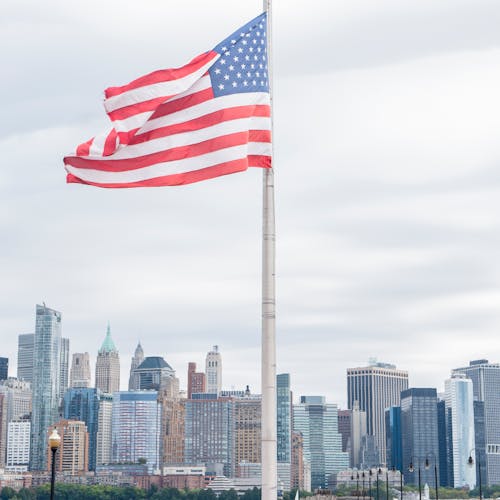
[262,1,277,500]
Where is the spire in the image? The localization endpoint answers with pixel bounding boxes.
[99,323,117,353]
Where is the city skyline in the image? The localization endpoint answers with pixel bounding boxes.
[2,0,500,410]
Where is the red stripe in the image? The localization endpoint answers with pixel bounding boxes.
[103,129,118,156]
[130,104,271,145]
[76,139,92,156]
[108,96,176,122]
[150,87,214,120]
[64,130,271,172]
[104,52,216,98]
[66,158,250,188]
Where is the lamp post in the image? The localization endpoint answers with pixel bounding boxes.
[362,471,366,500]
[357,472,360,497]
[48,428,61,500]
[369,469,373,500]
[408,460,422,500]
[468,449,483,500]
[399,467,403,500]
[385,469,389,500]
[376,467,381,500]
[425,454,439,500]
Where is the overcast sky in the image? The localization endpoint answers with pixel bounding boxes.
[2,0,500,408]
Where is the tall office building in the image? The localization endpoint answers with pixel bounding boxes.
[131,356,175,391]
[48,419,89,474]
[234,395,262,467]
[30,304,62,471]
[444,374,476,488]
[17,334,34,383]
[159,388,185,466]
[184,394,234,477]
[385,406,402,472]
[59,337,70,403]
[350,401,367,468]
[293,396,349,489]
[187,362,206,398]
[347,360,409,463]
[338,410,351,455]
[0,378,32,423]
[453,359,500,485]
[128,342,144,390]
[6,418,31,472]
[95,324,120,395]
[112,391,161,473]
[96,393,113,466]
[0,358,8,380]
[63,387,100,471]
[400,388,440,488]
[291,431,305,491]
[277,373,292,464]
[70,353,91,388]
[205,346,222,395]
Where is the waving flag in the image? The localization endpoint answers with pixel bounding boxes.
[63,13,271,188]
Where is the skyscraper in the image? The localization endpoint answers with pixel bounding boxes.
[95,324,120,395]
[234,395,262,468]
[400,388,440,488]
[277,373,292,464]
[70,353,91,388]
[63,387,100,470]
[205,346,222,395]
[6,418,31,472]
[187,362,206,398]
[347,360,409,463]
[131,356,175,391]
[0,358,8,380]
[385,406,402,472]
[30,304,62,470]
[112,391,161,473]
[48,419,89,474]
[17,334,34,383]
[159,387,185,466]
[350,401,367,469]
[96,393,113,466]
[128,342,144,390]
[293,396,349,489]
[59,337,70,403]
[453,359,500,486]
[444,373,476,488]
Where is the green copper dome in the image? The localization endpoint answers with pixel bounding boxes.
[99,323,118,353]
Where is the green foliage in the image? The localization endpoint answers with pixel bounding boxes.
[0,487,17,499]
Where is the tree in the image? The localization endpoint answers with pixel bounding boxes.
[0,487,16,500]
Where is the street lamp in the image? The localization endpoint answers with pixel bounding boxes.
[48,428,61,500]
[376,467,381,500]
[408,460,422,500]
[468,449,483,500]
[362,471,366,500]
[425,454,439,500]
[369,469,373,500]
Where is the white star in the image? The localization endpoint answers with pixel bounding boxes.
[252,80,257,86]
[261,39,265,45]
[221,46,227,52]
[245,55,250,61]
[243,80,248,86]
[241,64,246,69]
[250,64,255,69]
[220,59,226,65]
[256,71,260,77]
[233,56,239,62]
[218,84,224,90]
[215,68,221,74]
[249,47,254,53]
[229,65,234,71]
[236,72,242,78]
[256,31,261,36]
[261,81,265,86]
[253,39,257,44]
[238,47,243,53]
[224,74,230,80]
[232,82,237,87]
[231,39,236,44]
[254,55,258,60]
[257,47,261,53]
[240,32,245,37]
[225,52,230,57]
[247,71,251,77]
[242,40,247,45]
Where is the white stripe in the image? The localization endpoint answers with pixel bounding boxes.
[66,144,251,184]
[102,116,271,160]
[166,74,212,103]
[113,90,269,135]
[104,56,218,113]
[248,141,272,156]
[88,131,107,156]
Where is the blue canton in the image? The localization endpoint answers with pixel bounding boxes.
[210,12,269,98]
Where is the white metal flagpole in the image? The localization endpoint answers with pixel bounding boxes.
[261,1,277,500]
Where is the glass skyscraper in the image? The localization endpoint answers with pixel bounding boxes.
[293,396,349,490]
[277,373,291,463]
[30,304,62,470]
[385,406,402,472]
[17,334,34,383]
[63,387,101,471]
[453,359,500,486]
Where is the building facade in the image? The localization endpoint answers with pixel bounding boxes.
[48,419,89,474]
[400,388,440,488]
[59,337,70,403]
[293,396,349,490]
[6,418,31,471]
[187,362,206,398]
[70,353,91,388]
[347,361,409,464]
[277,373,292,464]
[0,358,8,381]
[96,393,113,466]
[111,391,161,473]
[131,356,175,391]
[453,359,500,485]
[385,406,402,472]
[95,325,120,395]
[205,346,222,395]
[17,334,34,384]
[128,342,144,391]
[30,304,62,471]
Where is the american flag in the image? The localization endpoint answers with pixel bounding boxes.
[63,13,271,188]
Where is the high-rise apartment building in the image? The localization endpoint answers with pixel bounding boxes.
[187,362,206,398]
[277,373,292,465]
[159,388,185,466]
[96,393,113,466]
[184,394,234,477]
[291,431,305,491]
[30,304,62,471]
[70,353,91,388]
[0,358,8,381]
[128,342,144,390]
[59,337,70,403]
[17,334,34,383]
[6,418,31,472]
[293,396,349,489]
[400,388,440,488]
[205,346,222,395]
[347,361,409,463]
[112,391,161,473]
[48,419,89,474]
[444,374,476,488]
[453,359,500,485]
[95,325,120,395]
[131,356,175,391]
[63,387,100,471]
[234,395,261,467]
